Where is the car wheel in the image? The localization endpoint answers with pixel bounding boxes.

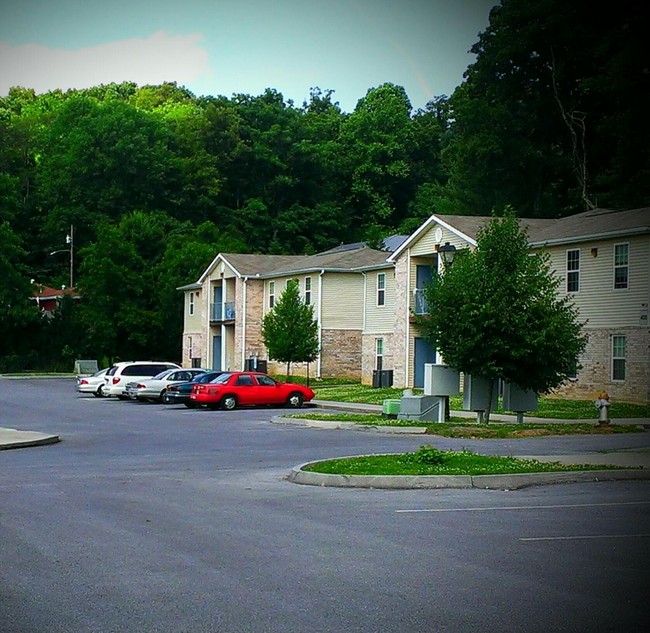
[161,390,173,404]
[93,385,105,398]
[221,395,237,410]
[286,392,304,408]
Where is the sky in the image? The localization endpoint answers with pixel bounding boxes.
[0,0,498,113]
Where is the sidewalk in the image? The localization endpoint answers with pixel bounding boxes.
[0,427,60,450]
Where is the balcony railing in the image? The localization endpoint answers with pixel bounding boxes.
[210,301,235,322]
[412,289,430,315]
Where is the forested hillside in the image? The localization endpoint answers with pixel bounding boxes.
[0,0,646,369]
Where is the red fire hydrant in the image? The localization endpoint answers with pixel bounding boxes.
[594,391,611,424]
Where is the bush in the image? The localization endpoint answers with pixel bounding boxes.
[409,445,446,465]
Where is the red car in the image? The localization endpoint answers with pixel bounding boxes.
[189,371,315,410]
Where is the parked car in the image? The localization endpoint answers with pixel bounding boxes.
[189,371,315,410]
[124,368,207,403]
[76,367,109,397]
[163,370,225,407]
[103,361,181,399]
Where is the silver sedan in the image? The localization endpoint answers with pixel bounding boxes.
[124,368,207,403]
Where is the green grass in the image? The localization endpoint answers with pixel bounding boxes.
[287,412,643,437]
[303,447,625,476]
[311,384,650,419]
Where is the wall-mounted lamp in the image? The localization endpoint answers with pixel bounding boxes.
[438,241,457,267]
[591,248,598,257]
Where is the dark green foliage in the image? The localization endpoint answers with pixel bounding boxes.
[0,1,645,369]
[417,211,587,417]
[261,280,319,378]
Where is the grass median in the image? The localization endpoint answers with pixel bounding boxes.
[303,446,627,476]
[308,384,650,419]
[286,412,643,437]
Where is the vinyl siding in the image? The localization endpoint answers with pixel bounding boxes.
[262,274,319,315]
[410,224,470,257]
[321,272,364,329]
[541,234,650,328]
[364,269,396,333]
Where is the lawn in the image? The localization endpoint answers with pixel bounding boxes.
[286,412,643,437]
[303,446,626,476]
[310,383,650,419]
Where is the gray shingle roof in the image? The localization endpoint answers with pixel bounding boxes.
[220,246,391,278]
[529,207,650,244]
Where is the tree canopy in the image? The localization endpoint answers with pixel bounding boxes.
[0,0,644,370]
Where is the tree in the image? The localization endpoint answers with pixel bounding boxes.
[261,280,319,380]
[417,211,587,423]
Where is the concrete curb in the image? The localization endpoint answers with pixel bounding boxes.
[287,458,650,490]
[0,428,61,450]
[272,415,428,433]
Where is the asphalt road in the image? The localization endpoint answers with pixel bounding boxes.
[1,378,649,633]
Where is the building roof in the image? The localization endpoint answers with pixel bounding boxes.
[529,207,650,245]
[31,285,80,300]
[389,209,648,260]
[220,246,392,279]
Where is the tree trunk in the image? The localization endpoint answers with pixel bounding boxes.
[286,361,291,382]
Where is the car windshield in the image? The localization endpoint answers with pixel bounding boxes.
[193,372,217,383]
[210,373,232,384]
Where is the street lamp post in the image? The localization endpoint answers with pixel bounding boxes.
[49,224,74,288]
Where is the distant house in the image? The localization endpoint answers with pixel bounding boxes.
[30,284,80,317]
[177,239,405,379]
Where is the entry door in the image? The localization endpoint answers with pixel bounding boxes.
[414,337,436,388]
[415,263,435,314]
[212,335,222,371]
[213,286,223,320]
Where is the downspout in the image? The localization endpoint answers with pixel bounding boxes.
[405,251,411,387]
[205,282,211,369]
[241,276,248,370]
[361,272,367,331]
[317,269,324,378]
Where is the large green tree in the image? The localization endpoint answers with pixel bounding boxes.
[417,211,587,422]
[261,280,319,379]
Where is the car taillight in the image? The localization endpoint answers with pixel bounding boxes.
[112,377,120,384]
[79,379,88,385]
[168,385,178,392]
[136,383,146,389]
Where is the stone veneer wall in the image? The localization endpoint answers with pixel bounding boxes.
[361,333,394,385]
[391,257,409,388]
[320,329,363,379]
[551,326,649,404]
[234,279,265,371]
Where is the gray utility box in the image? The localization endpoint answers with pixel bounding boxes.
[502,382,538,413]
[398,394,445,423]
[423,364,460,396]
[74,359,99,375]
[463,374,499,411]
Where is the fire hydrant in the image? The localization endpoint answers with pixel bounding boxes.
[594,391,611,424]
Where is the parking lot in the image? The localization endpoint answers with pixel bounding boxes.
[1,378,649,632]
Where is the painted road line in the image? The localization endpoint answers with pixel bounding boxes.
[520,534,650,541]
[396,501,650,513]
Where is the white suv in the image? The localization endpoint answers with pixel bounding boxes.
[103,361,181,399]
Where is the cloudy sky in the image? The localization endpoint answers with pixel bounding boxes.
[0,0,497,112]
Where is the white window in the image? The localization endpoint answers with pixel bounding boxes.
[304,276,312,305]
[566,249,580,292]
[612,335,626,381]
[614,243,629,289]
[189,292,195,315]
[377,273,386,306]
[375,338,384,370]
[269,281,275,309]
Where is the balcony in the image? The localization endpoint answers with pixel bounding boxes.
[210,301,235,323]
[412,289,430,315]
